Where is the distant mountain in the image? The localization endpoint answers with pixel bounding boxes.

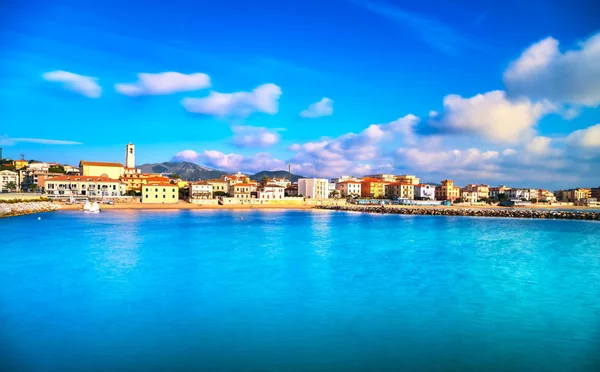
[250,170,305,183]
[138,161,230,180]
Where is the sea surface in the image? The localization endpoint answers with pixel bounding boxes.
[1,210,599,371]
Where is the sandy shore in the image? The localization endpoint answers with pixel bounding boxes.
[59,202,314,211]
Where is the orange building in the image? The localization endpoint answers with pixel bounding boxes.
[435,180,461,201]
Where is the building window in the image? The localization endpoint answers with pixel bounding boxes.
[163,195,166,198]
[155,195,158,198]
[145,188,148,192]
[145,195,148,198]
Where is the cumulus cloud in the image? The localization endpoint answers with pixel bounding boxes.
[115,72,211,96]
[566,123,600,148]
[397,147,501,174]
[300,97,334,118]
[231,125,280,148]
[426,90,555,144]
[182,83,282,118]
[199,150,286,173]
[504,32,600,107]
[525,136,552,154]
[0,135,82,145]
[503,148,518,156]
[287,114,420,176]
[42,71,101,98]
[172,150,200,162]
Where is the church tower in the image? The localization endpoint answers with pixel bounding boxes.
[126,143,135,169]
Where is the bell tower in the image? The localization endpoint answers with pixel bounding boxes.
[126,143,135,169]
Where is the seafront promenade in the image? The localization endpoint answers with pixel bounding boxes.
[316,204,600,221]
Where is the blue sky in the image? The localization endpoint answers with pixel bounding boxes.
[1,0,599,188]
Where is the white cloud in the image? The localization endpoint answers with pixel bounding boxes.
[504,32,600,107]
[566,123,600,148]
[115,72,211,96]
[300,97,334,118]
[182,83,282,118]
[0,135,82,146]
[42,71,101,98]
[503,148,518,156]
[231,125,280,148]
[172,150,200,162]
[397,147,500,174]
[525,136,552,154]
[428,90,555,144]
[199,150,286,173]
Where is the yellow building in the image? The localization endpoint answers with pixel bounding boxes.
[142,182,179,204]
[14,159,28,170]
[436,180,461,201]
[465,184,490,199]
[207,180,229,195]
[395,175,420,185]
[384,183,415,199]
[360,179,389,198]
[79,161,124,179]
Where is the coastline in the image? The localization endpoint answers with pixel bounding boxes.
[58,202,314,211]
[315,205,600,221]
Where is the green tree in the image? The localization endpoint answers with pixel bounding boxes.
[454,197,465,204]
[169,174,180,179]
[126,189,137,196]
[6,181,17,192]
[48,165,66,173]
[213,191,228,197]
[29,184,39,193]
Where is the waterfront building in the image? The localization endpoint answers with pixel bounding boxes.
[506,188,532,200]
[461,191,478,203]
[464,184,490,199]
[45,175,125,197]
[435,180,461,201]
[264,178,291,188]
[336,181,361,198]
[21,171,63,191]
[189,182,213,199]
[142,182,179,204]
[257,185,285,200]
[232,183,257,199]
[285,184,298,197]
[0,170,19,192]
[384,183,414,200]
[538,190,557,203]
[360,178,389,198]
[364,174,397,183]
[592,187,600,199]
[395,175,420,185]
[489,185,511,199]
[207,180,229,195]
[414,184,436,200]
[298,178,329,199]
[221,172,250,184]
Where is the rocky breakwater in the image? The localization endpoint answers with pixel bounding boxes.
[0,201,62,218]
[315,205,600,221]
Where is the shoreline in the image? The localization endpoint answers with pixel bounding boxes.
[315,205,600,221]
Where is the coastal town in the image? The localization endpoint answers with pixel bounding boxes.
[1,142,599,209]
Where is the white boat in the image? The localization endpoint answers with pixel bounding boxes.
[89,202,101,213]
[83,201,91,211]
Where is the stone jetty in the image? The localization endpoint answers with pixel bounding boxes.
[0,201,62,218]
[315,205,600,221]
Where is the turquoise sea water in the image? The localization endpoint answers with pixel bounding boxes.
[1,210,599,371]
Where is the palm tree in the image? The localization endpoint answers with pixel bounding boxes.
[29,184,39,193]
[6,181,17,192]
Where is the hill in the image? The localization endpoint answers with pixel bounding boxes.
[138,161,230,180]
[250,170,305,183]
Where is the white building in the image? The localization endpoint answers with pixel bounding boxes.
[364,174,397,182]
[506,188,533,200]
[336,181,361,197]
[414,184,436,200]
[266,178,291,188]
[189,182,213,199]
[257,185,285,200]
[0,170,19,191]
[298,178,329,199]
[461,191,478,203]
[45,175,125,197]
[331,175,361,184]
[27,162,49,172]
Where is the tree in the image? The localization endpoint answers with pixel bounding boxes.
[213,191,228,197]
[530,198,538,204]
[29,184,39,193]
[454,197,465,204]
[48,165,66,173]
[126,190,138,196]
[169,174,180,179]
[6,181,17,192]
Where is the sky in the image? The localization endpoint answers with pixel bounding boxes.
[0,0,599,189]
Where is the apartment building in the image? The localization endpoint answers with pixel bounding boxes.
[231,183,257,199]
[435,180,461,201]
[384,183,414,200]
[189,182,214,199]
[414,184,436,200]
[142,182,179,204]
[257,185,285,200]
[336,181,361,197]
[0,170,18,191]
[298,178,329,199]
[44,175,125,197]
[395,175,421,185]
